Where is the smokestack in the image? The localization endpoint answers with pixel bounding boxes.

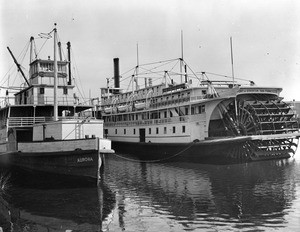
[67,42,72,85]
[113,58,120,90]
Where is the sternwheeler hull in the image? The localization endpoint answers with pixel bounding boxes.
[112,141,235,163]
[7,150,101,179]
[0,138,112,180]
[112,133,300,163]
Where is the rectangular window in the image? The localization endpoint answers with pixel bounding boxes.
[164,127,167,134]
[133,128,136,134]
[156,128,159,134]
[164,111,167,118]
[63,87,68,95]
[104,129,108,138]
[40,87,44,94]
[115,129,117,134]
[191,107,195,115]
[173,126,176,133]
[124,129,126,134]
[182,125,186,133]
[185,107,189,115]
[149,128,151,134]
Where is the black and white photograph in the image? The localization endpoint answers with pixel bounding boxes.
[1,0,300,231]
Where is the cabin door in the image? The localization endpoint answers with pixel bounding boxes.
[139,128,146,142]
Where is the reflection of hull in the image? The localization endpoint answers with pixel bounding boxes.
[105,154,297,227]
[0,168,116,231]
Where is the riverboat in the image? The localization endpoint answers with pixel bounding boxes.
[0,25,113,180]
[100,56,300,162]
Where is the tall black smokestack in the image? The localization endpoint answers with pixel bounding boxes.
[67,42,72,85]
[113,58,120,90]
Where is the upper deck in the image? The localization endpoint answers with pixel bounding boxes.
[100,82,282,115]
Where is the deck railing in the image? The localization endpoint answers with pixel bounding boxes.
[7,116,97,127]
[7,117,46,127]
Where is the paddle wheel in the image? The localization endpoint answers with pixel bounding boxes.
[218,97,299,160]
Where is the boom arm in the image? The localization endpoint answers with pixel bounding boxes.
[7,46,31,87]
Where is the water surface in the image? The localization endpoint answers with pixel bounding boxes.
[1,150,300,231]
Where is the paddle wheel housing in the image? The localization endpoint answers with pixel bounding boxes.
[209,94,299,161]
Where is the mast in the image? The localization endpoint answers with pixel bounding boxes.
[53,23,58,121]
[135,43,139,90]
[230,37,235,86]
[230,37,239,123]
[7,47,31,87]
[180,30,183,83]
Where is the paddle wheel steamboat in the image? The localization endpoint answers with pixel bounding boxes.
[0,25,113,181]
[100,56,299,162]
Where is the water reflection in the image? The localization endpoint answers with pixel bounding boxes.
[0,168,116,231]
[104,155,299,231]
[0,155,299,231]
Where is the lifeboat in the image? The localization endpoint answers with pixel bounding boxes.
[135,101,147,110]
[104,106,113,114]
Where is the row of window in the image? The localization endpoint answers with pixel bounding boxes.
[104,105,205,122]
[110,125,186,135]
[30,63,67,76]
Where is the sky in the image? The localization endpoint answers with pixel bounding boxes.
[1,0,300,101]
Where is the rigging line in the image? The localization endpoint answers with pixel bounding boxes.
[119,74,133,83]
[120,67,136,77]
[119,59,179,84]
[0,86,22,90]
[36,38,50,58]
[199,71,252,82]
[111,141,196,163]
[181,60,201,81]
[70,47,86,99]
[16,40,31,61]
[135,69,168,76]
[169,59,180,73]
[137,67,168,79]
[138,58,179,67]
[139,59,179,72]
[19,43,30,65]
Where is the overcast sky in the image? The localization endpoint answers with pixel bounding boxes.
[1,0,299,100]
